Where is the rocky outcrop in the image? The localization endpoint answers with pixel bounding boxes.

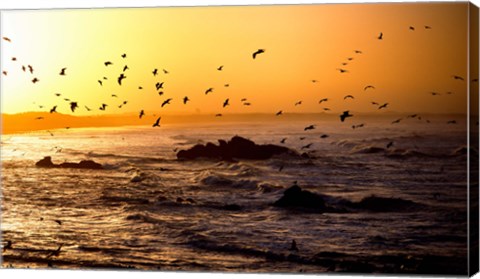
[35,156,103,170]
[273,185,327,212]
[177,136,297,160]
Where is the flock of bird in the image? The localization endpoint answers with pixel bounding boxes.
[1,22,477,151]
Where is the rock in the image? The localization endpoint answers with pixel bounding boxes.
[35,156,103,170]
[177,136,297,160]
[273,185,326,211]
[351,195,418,212]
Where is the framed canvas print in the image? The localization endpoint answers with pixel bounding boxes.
[1,0,479,277]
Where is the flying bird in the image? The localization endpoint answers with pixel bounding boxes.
[161,98,172,107]
[371,101,379,105]
[121,53,127,58]
[2,37,11,42]
[70,102,78,112]
[452,75,464,81]
[153,69,158,76]
[364,85,375,91]
[98,80,103,86]
[391,118,402,124]
[104,61,113,66]
[352,124,365,129]
[111,94,118,98]
[215,114,223,117]
[139,110,145,119]
[304,125,315,131]
[99,104,108,110]
[223,99,230,108]
[424,25,432,29]
[152,117,161,127]
[32,78,39,83]
[340,111,353,122]
[22,65,26,72]
[183,96,190,104]
[280,138,287,144]
[344,95,354,100]
[163,69,169,74]
[243,102,251,106]
[378,103,389,109]
[2,71,6,76]
[354,50,362,54]
[407,114,418,118]
[59,68,67,75]
[205,88,213,95]
[11,57,16,61]
[409,26,415,31]
[50,106,57,113]
[319,98,328,104]
[156,82,164,90]
[85,106,91,111]
[377,32,383,40]
[224,84,230,87]
[117,73,126,85]
[337,68,349,73]
[347,57,354,61]
[320,134,329,138]
[276,110,283,116]
[35,117,44,120]
[55,93,61,97]
[217,65,223,71]
[386,141,394,149]
[158,91,164,96]
[28,65,33,74]
[301,143,313,150]
[123,65,129,72]
[252,49,265,59]
[447,120,457,124]
[430,92,441,96]
[295,101,302,106]
[323,108,331,111]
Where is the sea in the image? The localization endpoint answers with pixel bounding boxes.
[0,114,476,275]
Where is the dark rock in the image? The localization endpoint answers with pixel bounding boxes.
[351,195,418,212]
[273,185,326,211]
[177,136,296,160]
[35,156,103,170]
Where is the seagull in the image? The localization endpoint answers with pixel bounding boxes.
[337,68,349,73]
[295,101,302,106]
[138,86,143,89]
[32,78,39,83]
[215,114,223,117]
[153,117,161,127]
[301,143,313,150]
[117,73,126,85]
[163,69,169,74]
[354,50,362,54]
[378,103,389,109]
[123,65,129,72]
[311,79,318,83]
[205,88,213,95]
[430,92,441,96]
[409,26,415,31]
[99,104,108,110]
[183,96,190,104]
[161,98,172,107]
[85,106,91,111]
[276,110,283,116]
[158,91,164,96]
[304,125,315,131]
[98,80,103,86]
[64,98,70,101]
[111,94,118,98]
[252,49,265,59]
[156,82,164,90]
[104,61,113,66]
[217,65,223,71]
[59,68,67,75]
[344,95,354,100]
[347,57,354,61]
[2,37,11,42]
[223,98,229,108]
[70,102,78,112]
[243,102,251,106]
[352,123,365,129]
[386,141,394,149]
[241,98,247,102]
[139,110,145,119]
[378,32,383,40]
[224,84,230,87]
[121,53,127,58]
[424,25,432,29]
[153,69,158,76]
[407,114,418,118]
[452,75,464,81]
[35,117,44,120]
[320,134,329,138]
[50,106,57,113]
[2,71,6,76]
[28,65,33,74]
[55,93,61,97]
[11,57,16,61]
[391,118,402,124]
[319,98,328,104]
[371,101,379,105]
[340,111,353,122]
[22,65,26,72]
[364,85,375,91]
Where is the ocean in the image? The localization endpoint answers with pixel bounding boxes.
[0,115,474,274]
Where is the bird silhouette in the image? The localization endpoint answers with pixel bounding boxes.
[425,25,432,29]
[85,106,91,111]
[223,99,230,108]
[104,61,113,66]
[215,114,223,117]
[311,79,318,83]
[111,94,118,98]
[59,68,67,75]
[205,88,213,95]
[295,101,302,106]
[158,91,164,96]
[121,53,127,58]
[386,141,394,148]
[252,49,265,59]
[28,65,33,74]
[409,26,415,31]
[156,82,164,90]
[318,98,328,104]
[217,65,223,71]
[161,98,172,107]
[280,138,287,144]
[2,71,6,76]
[320,134,329,138]
[340,111,353,122]
[183,96,190,104]
[391,118,402,124]
[11,57,16,61]
[299,137,306,140]
[123,65,129,72]
[55,93,61,97]
[70,102,78,112]
[354,50,362,54]
[347,57,354,61]
[138,86,143,90]
[151,117,161,127]
[118,73,126,85]
[152,69,158,76]
[22,65,26,72]
[32,78,39,83]
[98,80,103,86]
[407,114,418,118]
[35,117,44,120]
[2,37,11,42]
[243,102,251,106]
[54,220,62,225]
[276,110,283,116]
[378,32,383,40]
[304,125,315,131]
[99,104,108,110]
[301,143,313,150]
[50,106,57,113]
[364,85,375,91]
[337,68,349,73]
[139,110,145,119]
[344,95,354,100]
[378,103,389,109]
[163,69,169,74]
[323,108,331,111]
[447,120,457,124]
[452,75,464,81]
[64,98,70,101]
[371,101,379,105]
[241,98,247,102]
[430,92,441,96]
[224,84,230,87]
[352,123,365,129]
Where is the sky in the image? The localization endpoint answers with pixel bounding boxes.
[0,2,474,118]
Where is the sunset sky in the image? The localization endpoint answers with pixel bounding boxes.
[0,2,473,118]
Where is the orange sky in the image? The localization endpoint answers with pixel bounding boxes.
[0,2,474,118]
